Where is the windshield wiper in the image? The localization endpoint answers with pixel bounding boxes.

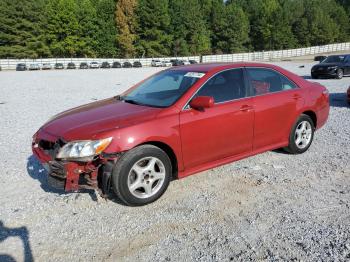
[123,98,144,106]
[114,95,124,100]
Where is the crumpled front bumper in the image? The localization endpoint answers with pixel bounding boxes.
[32,130,116,193]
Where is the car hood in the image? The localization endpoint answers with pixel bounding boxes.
[41,98,162,141]
[313,63,342,68]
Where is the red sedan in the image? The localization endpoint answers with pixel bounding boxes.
[347,86,350,104]
[32,63,329,206]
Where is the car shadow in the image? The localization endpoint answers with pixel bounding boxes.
[0,221,33,262]
[329,93,349,108]
[26,155,99,201]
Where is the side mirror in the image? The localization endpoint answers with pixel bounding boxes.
[189,96,214,110]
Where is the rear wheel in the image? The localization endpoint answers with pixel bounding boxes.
[285,114,314,154]
[336,69,343,79]
[311,73,318,79]
[111,145,172,206]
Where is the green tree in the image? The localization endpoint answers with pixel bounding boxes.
[0,0,49,58]
[75,0,99,57]
[169,0,211,56]
[45,0,82,57]
[95,0,118,57]
[211,1,249,53]
[115,0,137,58]
[135,0,172,57]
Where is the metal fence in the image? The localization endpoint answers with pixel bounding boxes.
[202,42,350,63]
[1,42,350,70]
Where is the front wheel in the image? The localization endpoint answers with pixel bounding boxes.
[336,69,343,79]
[111,145,172,206]
[285,114,315,154]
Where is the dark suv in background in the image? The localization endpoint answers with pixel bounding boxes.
[112,62,121,68]
[16,63,27,71]
[67,62,76,69]
[311,54,350,79]
[55,63,64,69]
[101,62,111,69]
[79,62,88,69]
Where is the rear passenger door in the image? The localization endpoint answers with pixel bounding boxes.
[246,67,305,151]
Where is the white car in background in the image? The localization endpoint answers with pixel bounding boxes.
[29,63,40,70]
[162,61,172,67]
[151,60,162,67]
[90,62,100,69]
[42,63,52,70]
[182,60,191,65]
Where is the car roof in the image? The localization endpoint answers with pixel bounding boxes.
[169,62,284,73]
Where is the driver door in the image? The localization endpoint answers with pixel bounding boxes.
[179,68,254,170]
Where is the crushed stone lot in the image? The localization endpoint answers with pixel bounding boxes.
[0,62,349,261]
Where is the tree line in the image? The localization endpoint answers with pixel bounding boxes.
[0,0,349,59]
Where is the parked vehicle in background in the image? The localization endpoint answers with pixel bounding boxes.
[133,61,142,68]
[32,62,329,206]
[311,54,350,79]
[314,56,327,62]
[162,61,172,67]
[347,86,350,104]
[183,60,191,65]
[171,59,184,66]
[67,62,76,69]
[55,63,64,70]
[29,63,40,70]
[112,61,122,68]
[123,61,132,68]
[151,60,162,67]
[79,62,88,69]
[101,62,111,69]
[90,62,100,69]
[189,60,198,64]
[42,63,52,70]
[16,63,27,71]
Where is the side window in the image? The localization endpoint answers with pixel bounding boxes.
[196,69,246,103]
[280,75,297,90]
[345,56,350,63]
[246,68,296,95]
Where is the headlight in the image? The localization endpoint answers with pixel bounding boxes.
[56,137,112,160]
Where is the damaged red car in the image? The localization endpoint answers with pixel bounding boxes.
[32,63,329,206]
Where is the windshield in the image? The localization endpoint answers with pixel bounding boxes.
[122,70,205,107]
[322,55,345,63]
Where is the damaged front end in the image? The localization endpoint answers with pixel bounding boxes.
[32,130,118,196]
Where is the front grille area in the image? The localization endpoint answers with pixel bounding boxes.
[38,138,66,159]
[39,140,55,150]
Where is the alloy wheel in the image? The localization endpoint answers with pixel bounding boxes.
[294,121,312,149]
[127,157,166,199]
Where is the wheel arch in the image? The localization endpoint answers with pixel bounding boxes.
[302,110,317,128]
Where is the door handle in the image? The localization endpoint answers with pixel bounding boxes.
[240,105,253,112]
[292,94,302,100]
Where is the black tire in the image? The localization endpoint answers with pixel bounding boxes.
[285,114,315,154]
[111,145,172,206]
[336,69,343,79]
[311,73,318,79]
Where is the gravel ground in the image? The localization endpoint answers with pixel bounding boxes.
[0,63,349,262]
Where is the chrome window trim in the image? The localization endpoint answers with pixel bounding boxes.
[182,66,300,111]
